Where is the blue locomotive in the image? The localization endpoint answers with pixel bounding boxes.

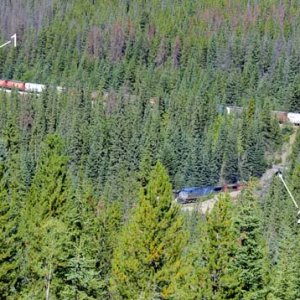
[174,183,243,204]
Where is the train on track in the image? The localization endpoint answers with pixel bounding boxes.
[0,79,63,93]
[1,79,300,126]
[225,106,300,126]
[174,183,245,204]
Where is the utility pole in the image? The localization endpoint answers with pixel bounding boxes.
[0,34,17,49]
[276,170,300,223]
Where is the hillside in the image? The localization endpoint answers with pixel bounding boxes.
[1,1,300,299]
[181,126,299,213]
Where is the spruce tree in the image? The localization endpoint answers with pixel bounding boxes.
[0,144,18,297]
[0,142,25,297]
[233,186,270,299]
[20,134,74,299]
[202,193,240,299]
[269,226,300,300]
[61,179,122,299]
[110,162,189,299]
[223,122,239,184]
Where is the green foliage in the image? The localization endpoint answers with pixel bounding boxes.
[234,185,270,299]
[110,162,189,299]
[269,228,300,300]
[0,146,24,298]
[1,1,300,298]
[20,134,74,298]
[202,193,240,299]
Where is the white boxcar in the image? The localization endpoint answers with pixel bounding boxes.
[287,113,300,125]
[25,83,46,93]
[56,86,64,93]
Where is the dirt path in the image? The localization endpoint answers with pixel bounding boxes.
[259,127,298,196]
[181,191,240,214]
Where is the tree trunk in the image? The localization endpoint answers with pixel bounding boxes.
[45,269,52,300]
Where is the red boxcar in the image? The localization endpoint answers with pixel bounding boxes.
[0,79,8,89]
[6,80,26,91]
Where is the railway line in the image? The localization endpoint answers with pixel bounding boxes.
[1,79,299,215]
[1,78,300,127]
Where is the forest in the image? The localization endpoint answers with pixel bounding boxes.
[1,0,300,299]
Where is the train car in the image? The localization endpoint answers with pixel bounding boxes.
[5,80,26,91]
[25,82,46,93]
[175,183,245,204]
[0,79,26,91]
[225,106,244,115]
[0,79,8,89]
[176,186,215,203]
[287,113,300,126]
[56,86,64,93]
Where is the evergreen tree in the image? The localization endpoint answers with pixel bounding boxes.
[223,123,239,183]
[233,186,270,299]
[20,134,74,299]
[0,142,25,297]
[110,162,189,299]
[269,226,300,300]
[61,179,122,299]
[202,193,240,299]
[241,123,266,180]
[0,143,19,297]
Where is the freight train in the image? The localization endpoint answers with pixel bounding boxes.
[174,183,244,204]
[0,79,63,93]
[1,80,300,126]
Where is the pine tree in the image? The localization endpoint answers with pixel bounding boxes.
[61,179,122,299]
[20,134,74,299]
[233,186,270,299]
[223,123,239,184]
[269,227,300,300]
[86,114,109,189]
[202,193,240,299]
[0,142,25,297]
[0,142,16,297]
[241,123,266,180]
[185,216,214,300]
[289,129,300,173]
[241,99,256,149]
[259,100,282,152]
[110,162,189,299]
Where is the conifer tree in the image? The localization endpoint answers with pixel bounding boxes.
[289,128,300,173]
[0,142,18,297]
[202,193,240,299]
[86,114,109,188]
[110,162,189,299]
[223,124,239,183]
[0,142,25,297]
[20,134,74,299]
[241,123,266,180]
[269,226,300,300]
[233,186,270,299]
[61,179,122,299]
[186,216,214,300]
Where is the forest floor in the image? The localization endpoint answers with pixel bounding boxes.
[180,126,299,214]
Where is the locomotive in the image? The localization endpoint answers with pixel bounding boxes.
[175,183,244,204]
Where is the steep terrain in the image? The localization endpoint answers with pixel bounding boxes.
[1,1,300,299]
[181,126,299,214]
